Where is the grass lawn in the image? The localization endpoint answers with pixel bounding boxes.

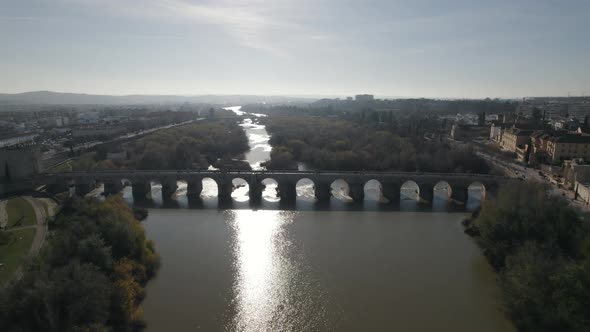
[6,197,36,229]
[0,228,36,285]
[48,160,73,172]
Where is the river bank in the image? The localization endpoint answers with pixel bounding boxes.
[0,196,160,331]
[460,182,590,331]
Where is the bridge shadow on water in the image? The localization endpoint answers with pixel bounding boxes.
[127,194,481,213]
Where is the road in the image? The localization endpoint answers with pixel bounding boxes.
[0,200,6,229]
[41,119,203,168]
[474,143,589,211]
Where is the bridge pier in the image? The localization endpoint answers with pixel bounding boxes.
[315,182,332,202]
[187,181,203,197]
[47,182,68,195]
[382,182,401,204]
[450,186,468,204]
[161,179,178,201]
[248,181,264,203]
[75,182,94,196]
[419,183,434,203]
[132,181,151,200]
[348,183,365,203]
[104,180,123,196]
[277,181,297,203]
[481,183,495,200]
[217,181,233,203]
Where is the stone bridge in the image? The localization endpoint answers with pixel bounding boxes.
[35,170,511,205]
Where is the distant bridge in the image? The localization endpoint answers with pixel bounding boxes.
[35,170,511,205]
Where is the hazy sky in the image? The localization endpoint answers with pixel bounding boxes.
[1,0,589,98]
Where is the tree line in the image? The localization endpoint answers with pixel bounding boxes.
[0,196,160,331]
[261,115,490,173]
[123,120,250,170]
[56,119,251,172]
[464,182,590,331]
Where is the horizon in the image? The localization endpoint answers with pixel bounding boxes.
[2,1,590,98]
[2,89,587,101]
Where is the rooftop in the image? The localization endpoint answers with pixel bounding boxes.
[549,134,590,144]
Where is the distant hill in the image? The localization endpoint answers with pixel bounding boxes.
[0,91,316,105]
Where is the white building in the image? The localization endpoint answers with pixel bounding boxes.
[0,133,38,148]
[575,181,590,205]
[490,123,503,142]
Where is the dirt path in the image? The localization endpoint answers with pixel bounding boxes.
[21,196,48,257]
[0,200,7,229]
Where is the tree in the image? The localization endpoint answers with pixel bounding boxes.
[473,182,583,269]
[532,107,543,123]
[467,182,590,332]
[77,235,113,271]
[551,261,590,331]
[478,111,486,126]
[108,258,147,331]
[501,242,566,331]
[0,196,160,331]
[0,262,112,331]
[4,161,10,182]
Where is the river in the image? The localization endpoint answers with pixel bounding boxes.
[138,106,514,331]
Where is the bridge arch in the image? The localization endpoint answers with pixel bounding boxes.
[364,179,383,202]
[175,179,187,195]
[296,178,315,200]
[433,181,452,201]
[330,178,351,201]
[231,177,249,202]
[148,178,162,197]
[99,178,123,196]
[201,177,218,198]
[121,178,132,188]
[468,181,486,202]
[401,180,420,201]
[261,178,279,202]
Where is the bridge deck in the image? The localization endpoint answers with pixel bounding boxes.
[38,170,506,179]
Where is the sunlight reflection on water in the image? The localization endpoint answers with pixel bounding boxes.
[226,210,333,331]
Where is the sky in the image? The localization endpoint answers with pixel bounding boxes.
[1,0,589,98]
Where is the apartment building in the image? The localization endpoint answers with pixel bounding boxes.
[547,134,590,163]
[501,127,533,152]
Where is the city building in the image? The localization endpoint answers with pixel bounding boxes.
[0,131,38,148]
[489,122,509,143]
[355,94,374,103]
[501,127,533,153]
[72,125,127,139]
[568,102,590,119]
[563,159,590,188]
[520,96,590,120]
[547,134,590,163]
[574,181,590,205]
